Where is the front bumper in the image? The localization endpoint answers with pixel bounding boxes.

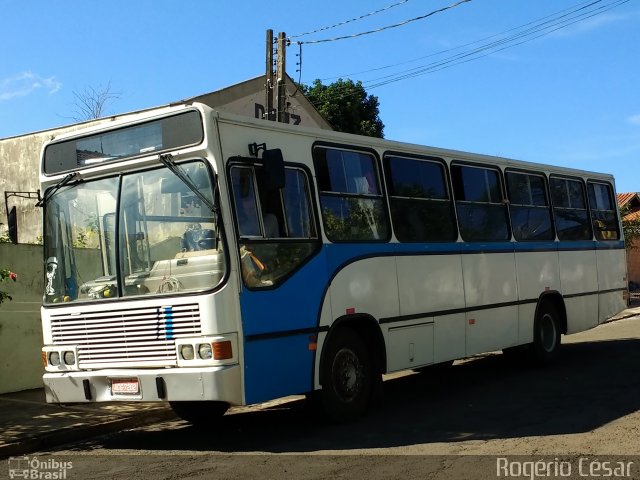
[43,365,242,405]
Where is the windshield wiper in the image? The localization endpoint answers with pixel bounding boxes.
[36,172,82,207]
[159,154,218,215]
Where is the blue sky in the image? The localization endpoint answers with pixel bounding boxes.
[1,0,639,192]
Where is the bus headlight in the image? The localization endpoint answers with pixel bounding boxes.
[176,334,237,366]
[43,346,79,371]
[198,343,213,360]
[63,351,76,365]
[180,344,195,360]
[49,351,61,366]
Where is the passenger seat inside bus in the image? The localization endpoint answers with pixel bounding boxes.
[263,213,280,238]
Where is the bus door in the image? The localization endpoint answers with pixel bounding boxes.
[229,156,323,403]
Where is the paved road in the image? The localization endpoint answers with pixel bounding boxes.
[26,317,640,479]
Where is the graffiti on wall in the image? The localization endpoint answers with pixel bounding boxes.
[254,104,301,125]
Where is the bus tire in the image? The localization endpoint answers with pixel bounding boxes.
[532,301,562,365]
[320,327,373,423]
[169,400,229,426]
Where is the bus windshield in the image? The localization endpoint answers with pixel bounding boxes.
[43,160,225,304]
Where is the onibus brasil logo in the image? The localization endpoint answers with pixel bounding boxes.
[7,456,73,479]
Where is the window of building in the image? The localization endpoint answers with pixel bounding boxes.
[506,171,554,241]
[385,155,457,242]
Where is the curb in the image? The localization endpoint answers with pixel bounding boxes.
[604,309,640,324]
[0,408,177,459]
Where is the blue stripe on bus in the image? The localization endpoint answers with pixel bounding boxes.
[595,240,625,250]
[240,238,625,404]
[163,307,174,340]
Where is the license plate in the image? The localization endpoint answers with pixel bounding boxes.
[111,378,140,395]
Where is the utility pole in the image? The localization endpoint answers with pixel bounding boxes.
[265,30,288,123]
[276,31,287,123]
[265,29,274,121]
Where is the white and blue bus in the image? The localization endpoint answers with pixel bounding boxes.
[36,102,627,423]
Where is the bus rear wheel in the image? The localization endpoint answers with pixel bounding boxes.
[169,400,229,426]
[532,302,562,365]
[320,327,373,423]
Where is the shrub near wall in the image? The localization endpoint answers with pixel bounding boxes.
[0,268,17,303]
[0,243,44,393]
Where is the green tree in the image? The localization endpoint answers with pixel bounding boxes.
[299,79,384,138]
[621,205,640,250]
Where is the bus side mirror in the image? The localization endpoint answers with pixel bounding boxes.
[7,206,18,244]
[263,149,285,190]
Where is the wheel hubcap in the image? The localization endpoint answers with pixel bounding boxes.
[540,313,557,353]
[332,347,362,402]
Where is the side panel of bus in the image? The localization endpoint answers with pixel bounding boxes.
[514,243,560,344]
[462,248,518,356]
[215,117,627,405]
[596,244,627,322]
[396,249,466,364]
[560,245,600,334]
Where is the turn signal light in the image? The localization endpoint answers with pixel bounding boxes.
[213,340,233,360]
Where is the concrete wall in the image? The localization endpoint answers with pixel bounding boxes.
[0,121,105,244]
[1,131,47,243]
[0,243,44,393]
[627,241,640,284]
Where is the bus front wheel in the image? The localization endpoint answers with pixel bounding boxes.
[532,302,562,365]
[169,400,229,426]
[320,327,373,423]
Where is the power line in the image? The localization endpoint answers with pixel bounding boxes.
[293,0,473,45]
[289,0,411,39]
[362,0,630,89]
[318,0,609,82]
[301,0,631,108]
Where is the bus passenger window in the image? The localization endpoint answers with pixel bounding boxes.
[314,146,389,242]
[588,181,619,241]
[506,172,554,241]
[451,164,510,242]
[385,155,457,242]
[550,177,592,241]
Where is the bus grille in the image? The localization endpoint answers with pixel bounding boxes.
[50,304,201,368]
